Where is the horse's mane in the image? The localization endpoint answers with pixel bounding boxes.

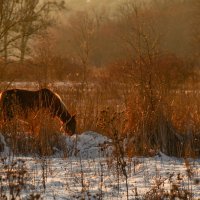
[54,91,67,111]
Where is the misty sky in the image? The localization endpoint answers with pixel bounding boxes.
[65,0,124,11]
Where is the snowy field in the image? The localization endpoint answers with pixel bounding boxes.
[0,132,200,199]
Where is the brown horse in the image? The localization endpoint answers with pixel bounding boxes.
[0,88,76,135]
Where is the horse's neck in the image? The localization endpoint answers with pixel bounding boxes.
[58,109,71,124]
[39,89,71,124]
[49,100,71,124]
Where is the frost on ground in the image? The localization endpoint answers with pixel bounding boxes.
[0,131,200,199]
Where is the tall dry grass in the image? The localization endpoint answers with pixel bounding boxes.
[0,109,68,156]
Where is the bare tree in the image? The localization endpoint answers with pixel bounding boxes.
[67,9,101,83]
[192,0,200,61]
[116,1,162,111]
[16,0,65,63]
[0,0,22,63]
[32,33,56,86]
[0,0,65,63]
[114,1,188,155]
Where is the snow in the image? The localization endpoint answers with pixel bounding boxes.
[65,131,113,159]
[0,81,90,90]
[0,131,200,199]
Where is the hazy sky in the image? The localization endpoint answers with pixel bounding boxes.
[65,0,123,11]
[61,0,152,18]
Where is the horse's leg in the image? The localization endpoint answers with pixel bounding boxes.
[3,110,12,122]
[4,109,13,121]
[2,102,15,122]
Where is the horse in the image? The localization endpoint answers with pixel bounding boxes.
[0,88,76,136]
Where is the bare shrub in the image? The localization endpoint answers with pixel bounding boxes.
[167,91,200,158]
[97,107,129,199]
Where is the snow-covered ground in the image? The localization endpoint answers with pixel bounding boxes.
[0,132,200,199]
[0,81,93,89]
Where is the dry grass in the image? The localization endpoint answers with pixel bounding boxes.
[0,59,200,158]
[0,109,68,156]
[1,81,200,157]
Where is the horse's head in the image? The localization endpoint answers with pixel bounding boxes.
[63,115,76,136]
